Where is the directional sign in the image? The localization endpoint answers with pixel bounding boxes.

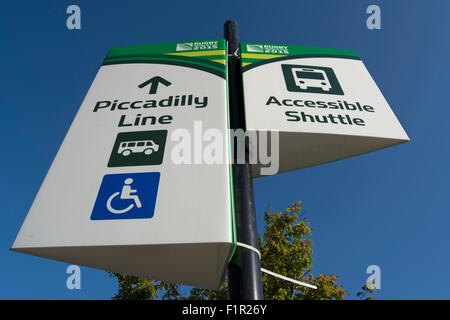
[12,40,234,289]
[240,42,409,177]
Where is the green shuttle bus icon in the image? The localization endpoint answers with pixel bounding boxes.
[108,130,167,167]
[282,64,344,95]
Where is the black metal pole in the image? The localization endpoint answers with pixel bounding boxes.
[225,20,264,300]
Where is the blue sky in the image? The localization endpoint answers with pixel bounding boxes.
[1,0,449,299]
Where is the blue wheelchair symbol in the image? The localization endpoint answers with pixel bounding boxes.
[91,172,160,220]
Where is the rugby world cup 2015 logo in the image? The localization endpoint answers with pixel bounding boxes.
[176,42,193,51]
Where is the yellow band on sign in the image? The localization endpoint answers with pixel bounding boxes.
[166,50,226,57]
[241,53,287,59]
[211,59,226,65]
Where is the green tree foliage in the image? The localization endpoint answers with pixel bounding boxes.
[111,274,182,300]
[356,284,377,300]
[258,202,348,300]
[110,201,350,300]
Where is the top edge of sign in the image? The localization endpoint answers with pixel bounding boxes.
[240,42,360,71]
[106,39,226,57]
[240,42,359,57]
[102,39,227,77]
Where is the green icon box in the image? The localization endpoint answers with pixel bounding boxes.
[281,64,344,95]
[108,130,167,167]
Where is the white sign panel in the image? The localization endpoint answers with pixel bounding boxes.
[12,40,235,289]
[241,43,409,177]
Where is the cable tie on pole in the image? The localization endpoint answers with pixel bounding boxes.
[235,242,317,290]
[236,241,261,259]
[261,268,318,290]
[227,49,239,57]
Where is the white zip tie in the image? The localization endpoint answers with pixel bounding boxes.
[236,242,261,258]
[261,268,318,290]
[235,242,317,290]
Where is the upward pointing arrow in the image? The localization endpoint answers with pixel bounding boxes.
[138,76,172,94]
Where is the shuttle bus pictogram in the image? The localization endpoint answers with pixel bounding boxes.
[291,67,331,91]
[117,140,159,157]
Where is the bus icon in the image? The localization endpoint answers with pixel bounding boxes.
[108,130,167,168]
[118,140,159,157]
[281,64,344,95]
[291,67,331,92]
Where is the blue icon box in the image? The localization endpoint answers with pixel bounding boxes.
[90,172,160,220]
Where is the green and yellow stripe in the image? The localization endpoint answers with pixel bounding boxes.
[166,50,226,65]
[241,52,288,67]
[102,40,227,78]
[240,42,360,71]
